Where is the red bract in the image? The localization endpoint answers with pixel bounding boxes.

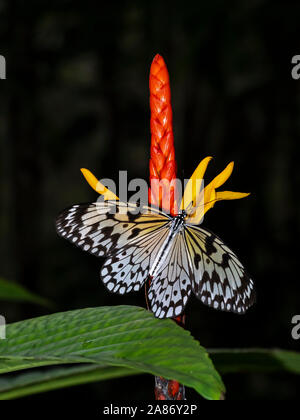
[149,54,178,216]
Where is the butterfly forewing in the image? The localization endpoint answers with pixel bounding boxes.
[56,200,170,258]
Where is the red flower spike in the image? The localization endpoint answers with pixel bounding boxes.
[149,54,184,400]
[149,54,178,215]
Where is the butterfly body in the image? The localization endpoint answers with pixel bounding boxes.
[56,200,255,318]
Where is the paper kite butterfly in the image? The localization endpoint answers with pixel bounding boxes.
[56,193,255,319]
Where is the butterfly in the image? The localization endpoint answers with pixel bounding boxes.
[56,198,255,318]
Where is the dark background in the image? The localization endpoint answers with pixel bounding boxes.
[0,0,299,400]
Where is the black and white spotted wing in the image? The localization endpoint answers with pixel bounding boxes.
[148,231,194,318]
[56,200,171,258]
[184,225,255,314]
[56,200,255,318]
[99,221,171,295]
[56,200,175,297]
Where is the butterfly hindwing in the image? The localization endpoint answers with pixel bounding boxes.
[148,231,194,318]
[185,224,255,314]
[100,222,171,294]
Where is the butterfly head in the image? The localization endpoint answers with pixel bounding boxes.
[173,210,187,229]
[178,209,187,219]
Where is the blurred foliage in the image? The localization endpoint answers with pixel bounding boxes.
[0,277,52,307]
[0,0,300,399]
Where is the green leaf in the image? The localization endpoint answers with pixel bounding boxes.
[2,347,300,400]
[0,305,224,400]
[210,348,300,374]
[0,277,52,308]
[0,365,139,400]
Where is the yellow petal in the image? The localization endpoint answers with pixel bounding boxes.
[206,161,234,190]
[203,190,250,217]
[80,168,119,200]
[203,182,216,209]
[199,161,235,217]
[186,189,250,224]
[184,159,250,225]
[203,188,216,215]
[180,156,212,211]
[216,191,250,201]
